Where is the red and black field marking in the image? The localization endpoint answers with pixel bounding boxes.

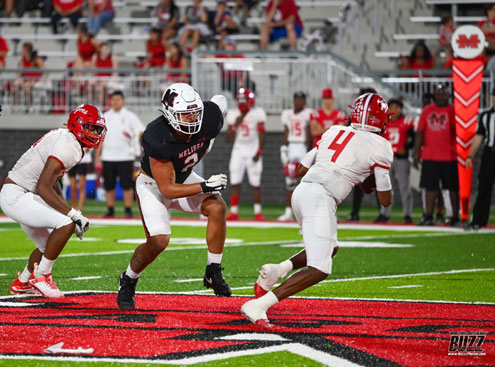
[0,293,493,366]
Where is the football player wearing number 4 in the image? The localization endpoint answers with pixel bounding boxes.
[225,88,267,221]
[117,83,232,310]
[241,93,394,329]
[0,105,107,298]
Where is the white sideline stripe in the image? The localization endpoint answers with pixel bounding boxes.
[2,215,495,232]
[0,343,361,366]
[0,290,494,305]
[70,276,102,281]
[388,285,423,289]
[218,268,495,293]
[217,333,289,342]
[0,273,7,276]
[175,278,204,283]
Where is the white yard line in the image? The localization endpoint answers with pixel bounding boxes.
[70,276,102,281]
[388,285,423,289]
[174,278,204,283]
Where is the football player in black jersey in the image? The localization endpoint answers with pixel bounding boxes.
[117,83,231,310]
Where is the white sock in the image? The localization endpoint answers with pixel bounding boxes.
[125,264,141,279]
[231,205,238,214]
[278,259,293,278]
[285,206,292,215]
[19,265,32,283]
[254,203,262,214]
[257,291,279,311]
[207,251,223,265]
[35,256,55,277]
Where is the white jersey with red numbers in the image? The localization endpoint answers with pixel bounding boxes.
[226,107,267,152]
[281,107,313,144]
[8,129,84,193]
[302,125,393,204]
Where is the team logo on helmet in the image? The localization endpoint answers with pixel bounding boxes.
[161,83,204,135]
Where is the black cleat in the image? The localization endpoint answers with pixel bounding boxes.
[465,222,481,231]
[373,214,389,223]
[203,263,232,297]
[417,215,435,226]
[117,272,138,310]
[347,213,359,222]
[404,215,413,224]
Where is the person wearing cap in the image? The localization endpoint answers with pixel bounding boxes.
[465,89,495,230]
[260,0,303,51]
[375,98,415,224]
[278,91,313,221]
[309,88,346,148]
[413,84,459,226]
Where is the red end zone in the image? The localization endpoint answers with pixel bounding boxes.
[0,293,493,366]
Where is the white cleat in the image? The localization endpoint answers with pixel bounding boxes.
[254,264,286,298]
[277,212,293,221]
[241,299,274,330]
[28,265,64,299]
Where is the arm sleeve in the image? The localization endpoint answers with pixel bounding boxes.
[258,108,267,123]
[374,166,392,191]
[369,141,393,171]
[300,147,317,168]
[142,133,170,160]
[50,139,82,170]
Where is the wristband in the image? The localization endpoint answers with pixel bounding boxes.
[67,208,79,220]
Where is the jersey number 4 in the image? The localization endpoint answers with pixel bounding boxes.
[328,130,355,162]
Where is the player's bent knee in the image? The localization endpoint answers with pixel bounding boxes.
[202,195,226,217]
[148,235,170,252]
[307,266,329,281]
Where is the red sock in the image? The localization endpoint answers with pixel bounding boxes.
[231,195,239,207]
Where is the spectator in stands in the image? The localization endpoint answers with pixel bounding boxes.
[96,91,145,218]
[91,42,118,106]
[217,38,255,97]
[178,0,212,52]
[478,4,495,58]
[413,84,459,227]
[214,1,239,50]
[375,98,414,224]
[165,42,188,84]
[13,42,45,109]
[309,88,346,148]
[139,27,167,68]
[87,0,115,36]
[435,15,455,63]
[71,24,100,70]
[260,0,303,51]
[69,148,92,211]
[406,41,435,74]
[0,35,8,68]
[1,0,15,16]
[51,0,83,34]
[155,0,180,44]
[234,0,259,20]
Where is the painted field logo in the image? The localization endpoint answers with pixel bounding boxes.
[448,332,486,356]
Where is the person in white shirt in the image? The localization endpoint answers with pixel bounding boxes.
[278,91,313,221]
[0,104,107,299]
[225,88,267,221]
[96,91,145,218]
[241,93,393,329]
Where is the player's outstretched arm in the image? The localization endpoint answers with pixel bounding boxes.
[150,157,227,199]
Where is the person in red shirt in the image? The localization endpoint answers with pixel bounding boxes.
[51,0,84,34]
[0,36,8,68]
[71,24,100,70]
[407,41,435,76]
[260,0,303,51]
[138,28,167,68]
[309,88,346,148]
[478,4,495,57]
[87,0,115,36]
[91,42,119,106]
[375,99,414,223]
[165,42,189,84]
[413,84,459,226]
[13,42,46,108]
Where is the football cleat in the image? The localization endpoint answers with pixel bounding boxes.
[28,265,64,299]
[277,212,293,221]
[254,213,266,221]
[241,299,274,330]
[373,214,389,223]
[117,271,139,310]
[203,263,232,297]
[417,215,435,226]
[254,264,288,298]
[226,212,239,221]
[10,272,40,295]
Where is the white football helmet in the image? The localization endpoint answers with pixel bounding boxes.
[161,83,204,134]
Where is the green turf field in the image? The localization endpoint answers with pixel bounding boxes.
[0,203,494,367]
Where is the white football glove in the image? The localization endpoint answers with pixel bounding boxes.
[280,145,289,166]
[201,174,228,193]
[67,208,90,240]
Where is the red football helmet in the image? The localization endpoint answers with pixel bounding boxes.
[67,104,107,149]
[348,93,391,135]
[236,88,255,114]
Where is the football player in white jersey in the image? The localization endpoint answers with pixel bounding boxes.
[241,93,394,329]
[0,105,107,299]
[278,91,313,220]
[225,88,267,221]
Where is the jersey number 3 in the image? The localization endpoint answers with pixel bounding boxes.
[328,130,355,162]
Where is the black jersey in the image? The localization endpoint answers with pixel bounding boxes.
[140,101,223,183]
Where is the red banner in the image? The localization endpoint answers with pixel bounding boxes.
[452,59,484,220]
